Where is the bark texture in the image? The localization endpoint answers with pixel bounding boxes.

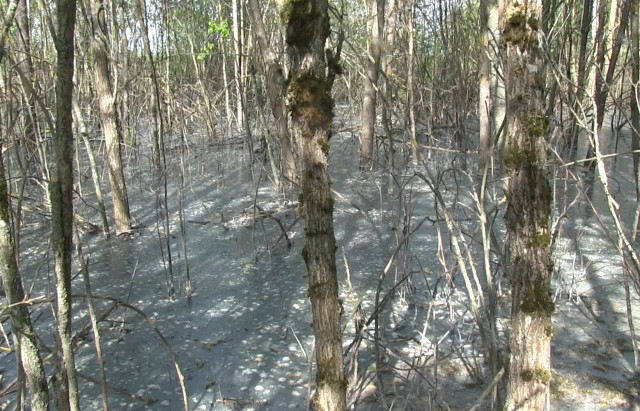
[478,0,492,171]
[0,155,49,410]
[632,0,640,201]
[284,0,347,407]
[503,0,553,409]
[52,0,80,408]
[360,0,384,170]
[91,0,131,235]
[247,0,297,184]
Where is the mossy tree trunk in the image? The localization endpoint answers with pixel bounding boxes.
[51,0,80,409]
[502,0,553,409]
[283,0,347,408]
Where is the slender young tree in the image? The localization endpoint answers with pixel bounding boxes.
[283,0,347,407]
[0,154,50,411]
[51,0,80,408]
[134,0,162,168]
[89,0,132,235]
[232,0,246,131]
[360,0,384,170]
[632,0,640,237]
[405,0,420,164]
[478,0,492,172]
[584,0,632,168]
[247,0,297,184]
[0,6,50,406]
[382,0,397,195]
[502,0,553,408]
[566,0,593,155]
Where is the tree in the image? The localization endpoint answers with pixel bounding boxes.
[283,0,347,407]
[247,0,297,184]
[502,0,553,408]
[89,0,132,235]
[360,0,384,170]
[584,0,632,168]
[0,158,50,411]
[0,6,50,409]
[134,0,163,168]
[478,0,492,172]
[50,0,80,408]
[632,0,640,242]
[382,0,398,195]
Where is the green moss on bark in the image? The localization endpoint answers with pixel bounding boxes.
[520,282,555,315]
[504,11,538,51]
[287,71,333,135]
[282,0,317,51]
[520,368,551,384]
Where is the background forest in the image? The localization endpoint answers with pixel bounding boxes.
[0,0,639,409]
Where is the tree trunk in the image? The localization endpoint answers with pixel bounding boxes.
[232,0,245,131]
[0,152,49,411]
[632,0,640,240]
[73,95,110,235]
[382,0,397,196]
[247,0,297,184]
[405,0,419,164]
[13,0,38,260]
[51,0,80,409]
[503,1,553,409]
[585,0,632,168]
[567,0,593,155]
[360,0,384,170]
[284,0,347,407]
[91,0,131,235]
[478,0,493,172]
[492,0,507,173]
[134,0,162,168]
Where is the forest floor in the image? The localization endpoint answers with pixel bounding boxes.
[1,114,640,410]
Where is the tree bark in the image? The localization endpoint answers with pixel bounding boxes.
[51,0,80,408]
[632,0,640,239]
[73,96,110,235]
[567,0,593,155]
[585,0,632,168]
[478,0,493,172]
[382,0,397,196]
[284,0,347,407]
[503,0,553,409]
[134,0,162,168]
[247,0,297,184]
[360,0,384,170]
[12,0,37,263]
[91,0,132,235]
[232,0,246,131]
[0,151,50,411]
[405,0,419,164]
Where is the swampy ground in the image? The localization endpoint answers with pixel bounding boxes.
[1,114,639,410]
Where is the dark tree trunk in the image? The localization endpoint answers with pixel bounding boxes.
[51,0,80,408]
[503,0,554,409]
[284,0,347,407]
